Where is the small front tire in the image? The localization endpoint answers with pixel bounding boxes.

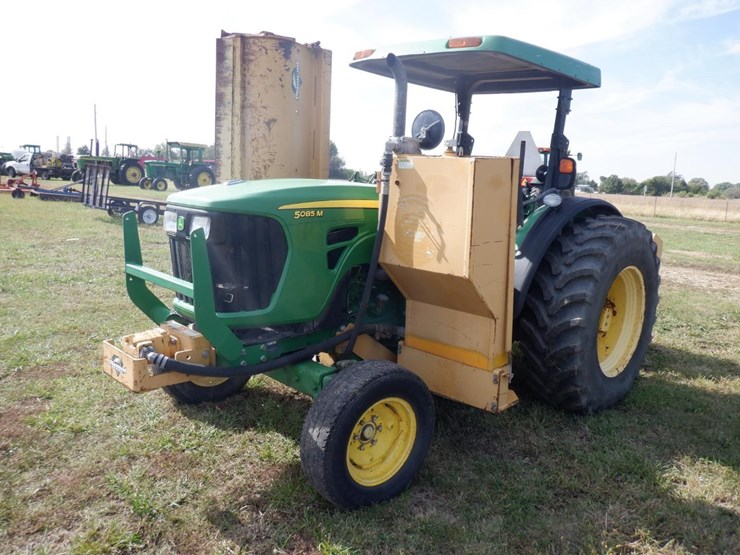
[152,177,168,191]
[300,360,434,509]
[163,376,250,404]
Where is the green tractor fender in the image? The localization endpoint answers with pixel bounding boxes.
[513,196,620,318]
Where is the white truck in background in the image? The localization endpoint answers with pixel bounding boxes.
[2,149,76,180]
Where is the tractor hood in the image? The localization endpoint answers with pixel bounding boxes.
[165,178,378,216]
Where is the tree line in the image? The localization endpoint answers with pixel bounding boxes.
[577,172,740,200]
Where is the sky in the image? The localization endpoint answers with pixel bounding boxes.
[1,0,738,187]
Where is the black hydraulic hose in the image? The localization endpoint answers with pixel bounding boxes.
[342,171,390,358]
[342,53,407,358]
[144,324,402,378]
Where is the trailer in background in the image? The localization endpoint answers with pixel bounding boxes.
[81,164,166,224]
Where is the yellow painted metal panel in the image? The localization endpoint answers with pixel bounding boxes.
[380,154,520,409]
[399,343,518,413]
[215,32,331,181]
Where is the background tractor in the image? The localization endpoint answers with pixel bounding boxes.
[138,141,215,191]
[102,35,661,510]
[74,143,145,186]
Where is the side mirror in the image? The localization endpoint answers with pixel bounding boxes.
[411,110,445,150]
[535,164,548,183]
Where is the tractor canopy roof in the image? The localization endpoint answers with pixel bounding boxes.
[350,35,600,93]
[167,141,207,150]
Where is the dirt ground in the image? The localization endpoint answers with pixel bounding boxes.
[660,262,740,300]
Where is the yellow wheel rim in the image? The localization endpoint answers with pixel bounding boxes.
[126,167,142,182]
[346,397,417,487]
[196,172,212,186]
[189,377,228,387]
[597,266,646,378]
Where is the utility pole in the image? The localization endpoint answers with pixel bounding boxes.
[94,104,99,156]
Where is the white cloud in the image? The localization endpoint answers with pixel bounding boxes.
[674,0,740,20]
[723,39,740,55]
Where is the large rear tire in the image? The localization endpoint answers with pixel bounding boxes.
[163,376,250,405]
[300,360,434,509]
[119,160,144,186]
[190,166,215,188]
[515,215,660,413]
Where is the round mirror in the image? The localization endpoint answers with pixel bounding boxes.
[411,110,445,150]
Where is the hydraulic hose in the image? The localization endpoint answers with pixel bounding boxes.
[144,324,403,378]
[342,53,407,358]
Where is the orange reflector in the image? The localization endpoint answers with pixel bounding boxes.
[353,49,376,60]
[447,37,483,49]
[559,158,575,174]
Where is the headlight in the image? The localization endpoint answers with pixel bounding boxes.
[163,210,178,234]
[190,215,211,239]
[543,193,563,208]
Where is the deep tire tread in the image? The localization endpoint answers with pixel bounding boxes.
[515,215,660,413]
[300,360,434,509]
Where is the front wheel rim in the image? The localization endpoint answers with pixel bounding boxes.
[190,377,228,387]
[597,266,646,378]
[346,397,416,487]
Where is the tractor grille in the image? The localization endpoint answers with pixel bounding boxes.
[170,213,288,312]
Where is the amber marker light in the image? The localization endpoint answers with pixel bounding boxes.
[353,49,376,60]
[447,37,483,48]
[560,158,575,174]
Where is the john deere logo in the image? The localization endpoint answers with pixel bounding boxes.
[292,62,302,101]
[177,216,185,231]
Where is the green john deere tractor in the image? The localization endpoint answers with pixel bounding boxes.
[138,141,215,192]
[73,143,145,186]
[102,35,661,509]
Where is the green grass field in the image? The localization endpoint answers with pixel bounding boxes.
[0,190,738,554]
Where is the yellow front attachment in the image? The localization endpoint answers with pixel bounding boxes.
[346,398,416,487]
[101,321,216,392]
[380,155,520,412]
[597,266,646,377]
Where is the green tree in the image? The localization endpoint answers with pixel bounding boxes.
[622,177,641,195]
[725,186,740,199]
[668,172,688,195]
[709,182,740,199]
[329,140,349,179]
[576,171,597,189]
[63,137,72,155]
[640,174,688,196]
[599,174,624,194]
[77,145,90,155]
[687,177,709,195]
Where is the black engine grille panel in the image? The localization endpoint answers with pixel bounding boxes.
[170,213,288,312]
